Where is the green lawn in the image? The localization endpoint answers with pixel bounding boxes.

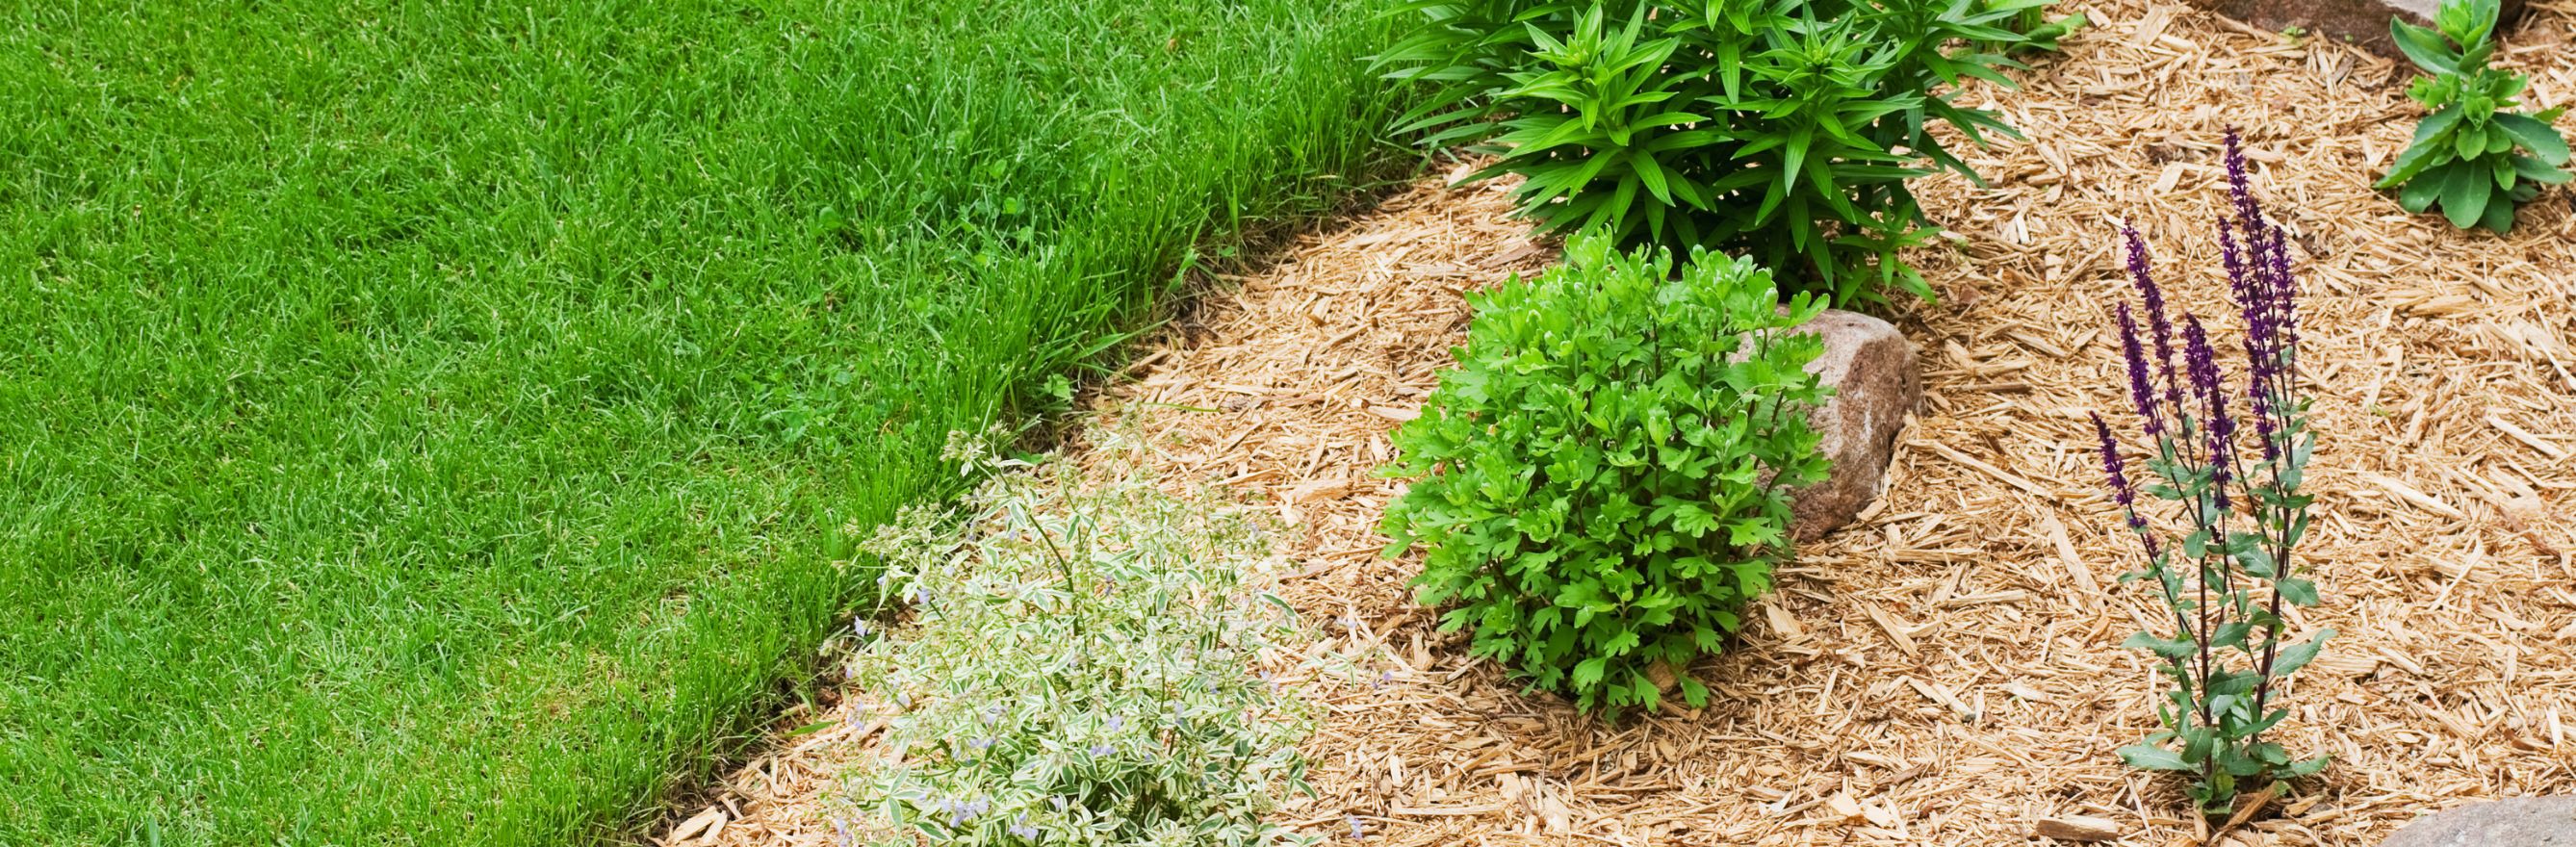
[0,1,1395,842]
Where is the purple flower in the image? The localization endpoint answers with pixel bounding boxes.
[1088,743,1115,757]
[2090,413,2145,531]
[2207,137,2306,466]
[2183,316,2234,509]
[1009,813,1041,839]
[2263,225,2299,348]
[2225,129,2261,236]
[967,736,995,753]
[2116,303,2162,437]
[2218,217,2251,308]
[1103,714,1124,732]
[2124,222,2182,413]
[1348,814,1369,840]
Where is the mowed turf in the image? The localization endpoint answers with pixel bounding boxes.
[0,1,1394,842]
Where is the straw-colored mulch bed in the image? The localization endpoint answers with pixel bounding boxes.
[658,2,2576,844]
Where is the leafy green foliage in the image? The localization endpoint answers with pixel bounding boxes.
[1375,0,2076,305]
[2376,0,2571,232]
[1381,232,1831,717]
[842,443,1312,847]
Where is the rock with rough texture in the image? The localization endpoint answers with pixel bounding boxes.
[2187,0,2526,60]
[2380,797,2576,847]
[1786,309,1920,541]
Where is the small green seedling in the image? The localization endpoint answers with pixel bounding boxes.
[2376,0,2571,232]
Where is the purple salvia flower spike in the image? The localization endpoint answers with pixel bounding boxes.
[2184,315,2234,511]
[2116,303,2162,437]
[2225,129,2260,232]
[2266,225,2299,350]
[2091,412,2147,531]
[2218,217,2251,308]
[2124,221,2183,412]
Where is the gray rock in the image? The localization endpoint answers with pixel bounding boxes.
[2381,797,2576,847]
[1786,310,1919,542]
[2187,0,2527,61]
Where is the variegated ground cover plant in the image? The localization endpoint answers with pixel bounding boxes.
[836,437,1314,847]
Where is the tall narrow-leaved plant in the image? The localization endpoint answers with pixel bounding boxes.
[2091,132,2333,814]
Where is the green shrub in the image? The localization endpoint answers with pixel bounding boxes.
[2377,0,2571,232]
[1380,232,1831,717]
[1375,0,2068,305]
[838,442,1312,847]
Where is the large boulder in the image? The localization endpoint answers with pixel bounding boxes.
[2187,0,2527,60]
[2380,797,2576,847]
[1787,310,1920,541]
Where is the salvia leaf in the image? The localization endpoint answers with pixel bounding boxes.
[2118,744,2194,772]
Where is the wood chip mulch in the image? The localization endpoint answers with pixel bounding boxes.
[658,1,2576,844]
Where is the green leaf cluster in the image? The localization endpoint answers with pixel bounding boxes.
[2376,0,2571,232]
[1375,0,2077,305]
[1380,231,1831,717]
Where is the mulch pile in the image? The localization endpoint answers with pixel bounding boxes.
[660,1,2576,844]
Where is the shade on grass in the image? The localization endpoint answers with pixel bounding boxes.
[0,0,1396,842]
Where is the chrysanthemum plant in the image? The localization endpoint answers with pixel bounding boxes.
[2089,133,2334,815]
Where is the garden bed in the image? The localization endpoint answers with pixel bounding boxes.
[667,1,2576,844]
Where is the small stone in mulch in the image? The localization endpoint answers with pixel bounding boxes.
[1787,309,1920,541]
[2380,797,2576,847]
